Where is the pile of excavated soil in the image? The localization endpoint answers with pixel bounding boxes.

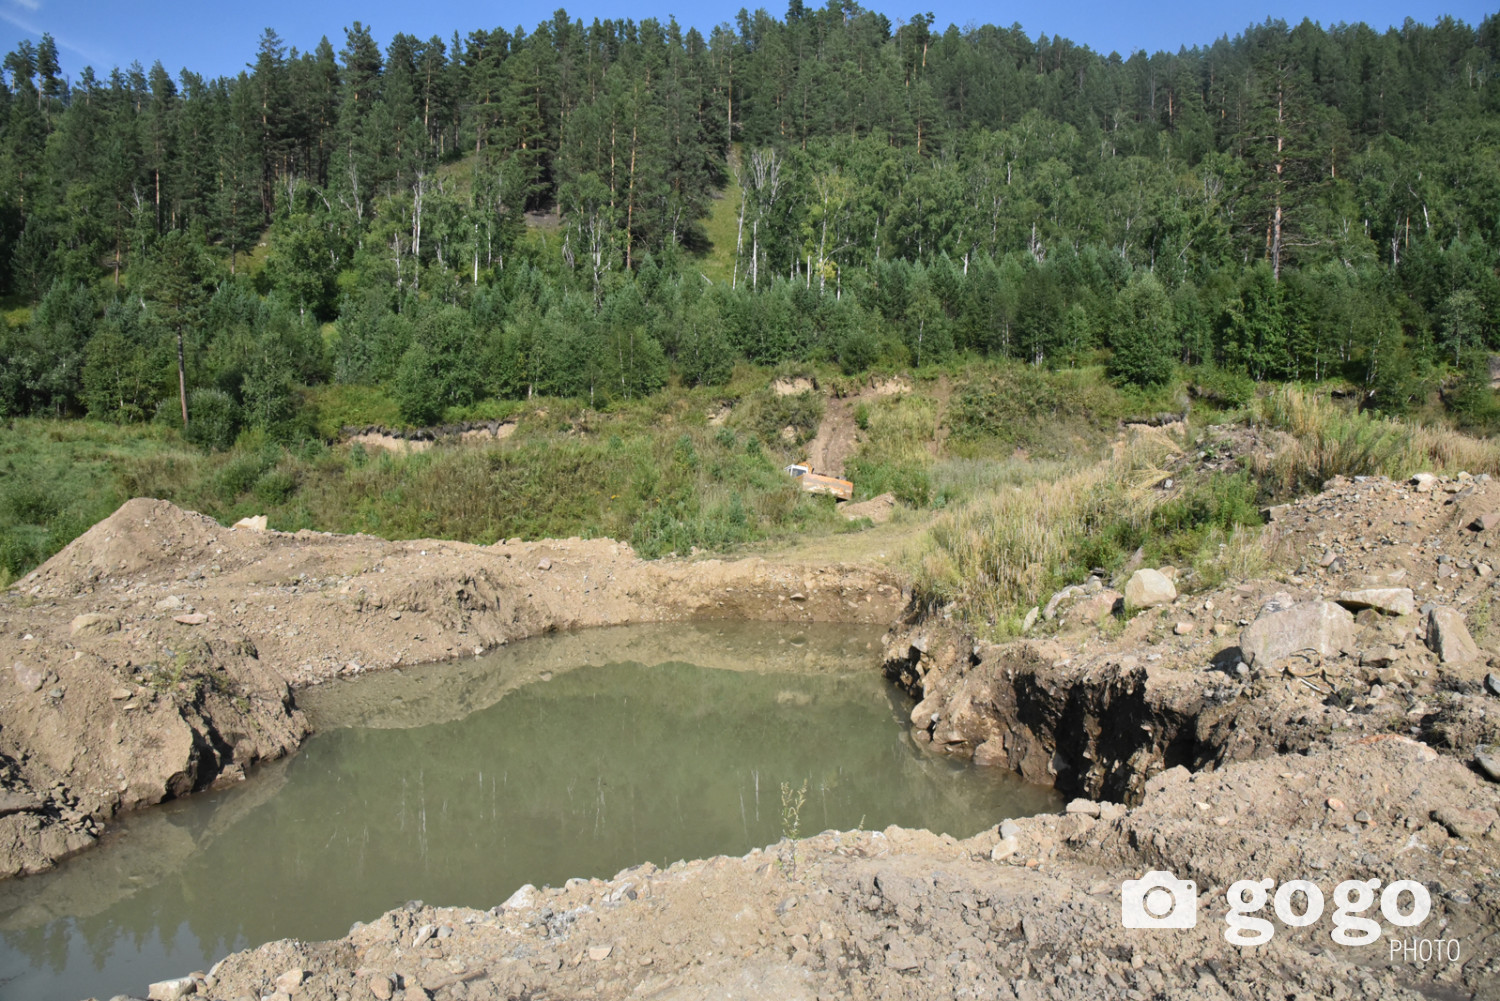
[0,498,905,879]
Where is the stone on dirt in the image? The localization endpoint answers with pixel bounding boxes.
[1431,805,1499,839]
[1471,512,1500,532]
[147,978,197,1001]
[1335,588,1415,617]
[11,662,43,692]
[1426,606,1480,664]
[233,515,268,531]
[882,938,919,971]
[1485,672,1500,697]
[1239,600,1356,667]
[502,884,536,910]
[369,974,394,1000]
[1476,750,1500,783]
[1412,472,1438,493]
[1124,569,1176,609]
[0,790,41,818]
[68,613,119,637]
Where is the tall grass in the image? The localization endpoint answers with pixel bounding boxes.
[845,394,939,505]
[911,428,1272,634]
[1254,387,1500,494]
[912,433,1178,630]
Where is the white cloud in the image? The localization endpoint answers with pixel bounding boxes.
[10,0,40,13]
[0,10,112,66]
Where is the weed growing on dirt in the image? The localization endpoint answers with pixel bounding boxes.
[779,778,809,878]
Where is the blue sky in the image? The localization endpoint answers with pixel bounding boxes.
[0,0,1493,82]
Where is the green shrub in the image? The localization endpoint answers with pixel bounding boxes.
[184,388,241,452]
[394,344,444,426]
[950,366,1060,443]
[738,390,824,448]
[3,482,61,523]
[846,458,930,507]
[254,466,298,506]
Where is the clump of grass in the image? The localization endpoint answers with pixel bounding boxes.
[1254,387,1500,494]
[845,394,938,505]
[912,434,1178,631]
[734,388,825,448]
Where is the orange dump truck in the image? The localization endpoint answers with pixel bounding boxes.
[784,463,854,501]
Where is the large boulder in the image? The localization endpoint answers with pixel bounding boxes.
[1427,606,1481,664]
[1125,569,1176,610]
[1240,600,1357,667]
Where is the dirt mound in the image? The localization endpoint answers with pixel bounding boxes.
[35,497,255,581]
[842,492,896,523]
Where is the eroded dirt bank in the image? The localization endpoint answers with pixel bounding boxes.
[0,498,905,879]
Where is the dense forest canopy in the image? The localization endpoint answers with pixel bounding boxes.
[1,5,1499,431]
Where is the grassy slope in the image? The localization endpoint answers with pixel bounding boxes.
[9,358,1500,637]
[694,148,744,286]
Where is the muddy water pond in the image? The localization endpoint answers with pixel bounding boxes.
[0,623,1060,1000]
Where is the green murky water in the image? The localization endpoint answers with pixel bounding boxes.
[0,623,1060,1001]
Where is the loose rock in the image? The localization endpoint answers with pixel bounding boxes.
[1426,606,1480,664]
[147,978,197,1001]
[69,613,119,637]
[1336,588,1415,617]
[1240,600,1356,667]
[1125,569,1177,609]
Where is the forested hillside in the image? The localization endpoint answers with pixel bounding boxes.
[1,6,1499,431]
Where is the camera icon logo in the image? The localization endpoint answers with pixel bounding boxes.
[1121,871,1198,929]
